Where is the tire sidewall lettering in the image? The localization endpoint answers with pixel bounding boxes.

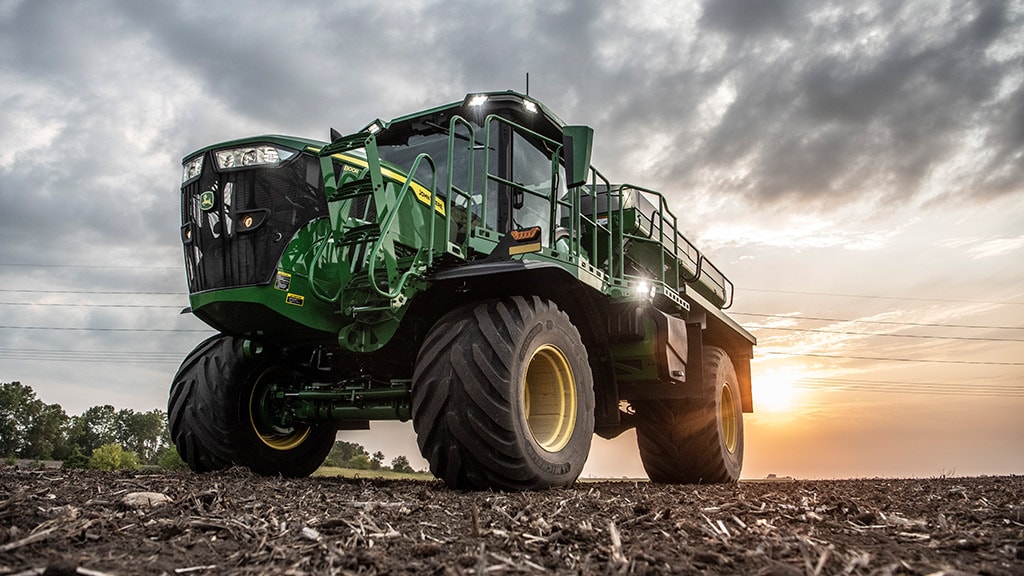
[516,315,589,479]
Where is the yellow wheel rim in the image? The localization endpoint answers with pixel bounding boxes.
[249,368,311,451]
[720,383,739,454]
[523,344,577,453]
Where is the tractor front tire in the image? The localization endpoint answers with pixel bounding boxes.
[168,335,336,477]
[635,346,743,484]
[412,296,595,490]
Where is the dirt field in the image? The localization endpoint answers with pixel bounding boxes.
[1,467,1021,575]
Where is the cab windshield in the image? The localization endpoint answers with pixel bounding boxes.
[376,114,566,241]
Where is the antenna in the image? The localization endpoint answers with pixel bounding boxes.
[526,73,530,96]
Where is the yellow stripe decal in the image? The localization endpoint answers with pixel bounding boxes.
[312,147,446,216]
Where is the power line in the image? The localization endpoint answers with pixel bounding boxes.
[733,312,1023,331]
[0,347,183,364]
[793,378,1024,398]
[0,346,181,357]
[0,354,180,365]
[802,377,1021,388]
[0,325,211,333]
[801,377,1023,391]
[2,271,1021,305]
[743,287,1024,306]
[751,326,1024,343]
[758,350,1024,366]
[0,262,178,271]
[0,303,183,309]
[0,289,181,296]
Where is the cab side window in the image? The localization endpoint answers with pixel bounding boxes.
[511,130,561,243]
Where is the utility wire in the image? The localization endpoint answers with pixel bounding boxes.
[0,303,183,309]
[0,346,181,357]
[758,350,1024,366]
[732,312,1023,331]
[0,262,178,271]
[0,349,182,364]
[0,354,180,365]
[800,377,1023,391]
[790,381,1024,393]
[793,378,1024,398]
[750,325,1024,343]
[0,289,181,295]
[6,301,1017,334]
[0,325,211,333]
[743,288,1024,306]
[3,267,1020,306]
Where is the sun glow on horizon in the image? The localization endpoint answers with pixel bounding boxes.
[751,366,806,414]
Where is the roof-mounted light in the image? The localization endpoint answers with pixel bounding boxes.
[523,100,538,114]
[362,119,384,135]
[468,94,489,107]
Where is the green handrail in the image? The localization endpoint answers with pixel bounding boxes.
[308,165,374,304]
[366,153,437,300]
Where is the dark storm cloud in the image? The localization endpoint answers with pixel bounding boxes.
[675,0,1024,208]
[2,0,1022,273]
[700,0,798,36]
[1,2,171,265]
[110,0,466,138]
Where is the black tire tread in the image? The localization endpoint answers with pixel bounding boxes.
[412,296,594,490]
[168,335,335,477]
[168,335,240,472]
[635,346,743,484]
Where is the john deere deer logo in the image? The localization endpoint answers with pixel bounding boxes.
[199,191,216,211]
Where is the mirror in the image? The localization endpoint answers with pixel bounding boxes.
[561,125,594,188]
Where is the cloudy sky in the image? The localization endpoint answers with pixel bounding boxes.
[2,0,1022,479]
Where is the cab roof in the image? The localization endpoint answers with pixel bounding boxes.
[368,90,567,145]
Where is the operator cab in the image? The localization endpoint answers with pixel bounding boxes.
[368,91,583,247]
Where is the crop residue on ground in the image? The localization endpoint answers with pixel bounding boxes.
[1,469,1021,575]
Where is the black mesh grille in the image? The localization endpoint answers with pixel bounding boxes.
[181,151,327,293]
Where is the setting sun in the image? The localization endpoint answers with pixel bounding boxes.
[751,366,805,413]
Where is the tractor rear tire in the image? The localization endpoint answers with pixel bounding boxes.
[635,346,743,483]
[412,296,595,490]
[168,334,336,477]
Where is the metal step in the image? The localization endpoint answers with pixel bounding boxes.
[338,223,380,246]
[327,177,374,203]
[319,132,373,157]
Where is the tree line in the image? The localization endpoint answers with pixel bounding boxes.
[323,440,415,474]
[0,381,169,467]
[0,381,417,474]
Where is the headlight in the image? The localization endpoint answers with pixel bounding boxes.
[635,280,657,300]
[182,156,203,183]
[213,145,298,170]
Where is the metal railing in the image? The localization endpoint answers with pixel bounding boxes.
[316,115,734,310]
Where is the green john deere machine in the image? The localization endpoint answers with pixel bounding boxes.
[170,91,756,490]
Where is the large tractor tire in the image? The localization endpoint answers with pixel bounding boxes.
[635,346,743,484]
[412,296,595,490]
[168,335,336,477]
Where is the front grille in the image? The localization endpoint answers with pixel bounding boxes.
[181,151,327,293]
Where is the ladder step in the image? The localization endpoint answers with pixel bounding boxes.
[338,224,380,246]
[327,178,375,202]
[319,132,374,156]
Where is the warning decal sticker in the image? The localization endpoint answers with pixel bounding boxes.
[275,271,292,291]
